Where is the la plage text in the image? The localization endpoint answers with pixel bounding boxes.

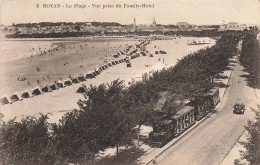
[41,4,87,8]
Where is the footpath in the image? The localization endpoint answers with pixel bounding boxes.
[138,56,237,164]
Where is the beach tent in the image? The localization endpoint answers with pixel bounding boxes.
[92,71,97,77]
[78,75,86,82]
[32,87,42,96]
[41,85,53,93]
[50,83,59,90]
[102,65,106,70]
[0,94,10,105]
[76,85,87,93]
[115,60,119,64]
[94,69,100,75]
[86,71,95,79]
[112,61,116,65]
[113,54,119,58]
[141,52,146,56]
[64,79,73,86]
[98,67,103,72]
[108,62,112,67]
[21,89,32,98]
[104,65,108,69]
[10,92,23,102]
[71,78,80,84]
[57,80,65,88]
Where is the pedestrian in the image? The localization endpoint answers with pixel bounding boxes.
[152,159,158,165]
[27,81,30,85]
[37,80,40,84]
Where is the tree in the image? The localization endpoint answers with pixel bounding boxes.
[235,106,260,165]
[78,80,136,160]
[0,114,52,165]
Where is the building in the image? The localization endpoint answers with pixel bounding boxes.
[218,22,249,31]
[152,17,156,26]
[176,22,190,28]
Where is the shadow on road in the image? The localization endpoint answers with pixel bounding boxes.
[96,147,145,165]
[240,73,256,89]
[213,82,230,88]
[215,75,229,79]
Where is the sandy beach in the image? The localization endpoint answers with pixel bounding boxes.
[0,38,139,96]
[0,37,215,123]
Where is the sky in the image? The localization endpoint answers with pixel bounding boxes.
[0,0,259,26]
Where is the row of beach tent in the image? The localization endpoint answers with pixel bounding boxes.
[0,54,140,105]
[1,41,151,105]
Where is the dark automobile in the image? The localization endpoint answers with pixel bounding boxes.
[233,103,245,114]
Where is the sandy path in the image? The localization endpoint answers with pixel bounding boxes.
[0,37,215,123]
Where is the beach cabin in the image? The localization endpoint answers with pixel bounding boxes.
[0,94,11,105]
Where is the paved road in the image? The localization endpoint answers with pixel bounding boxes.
[156,60,259,165]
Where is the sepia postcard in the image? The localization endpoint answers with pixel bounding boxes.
[0,0,259,165]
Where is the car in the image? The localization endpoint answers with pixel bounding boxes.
[233,103,245,114]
